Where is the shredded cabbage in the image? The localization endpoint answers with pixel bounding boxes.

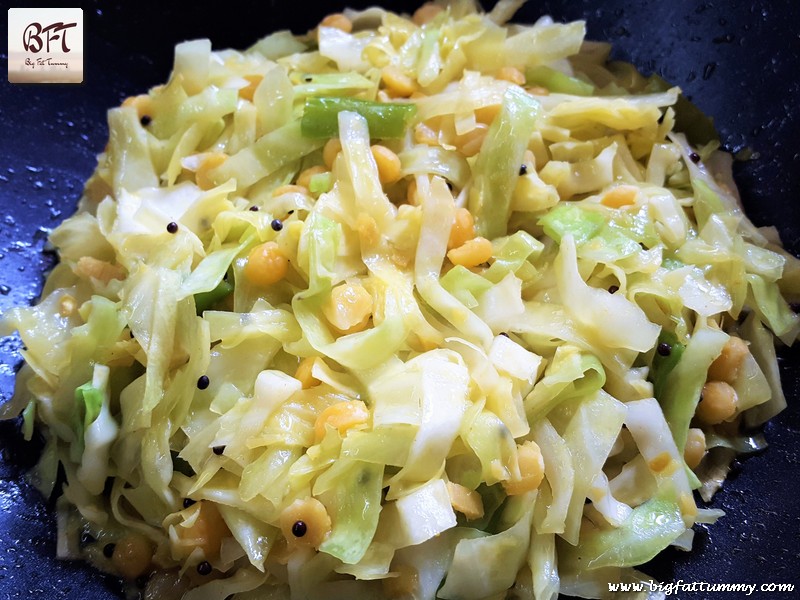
[1,1,797,599]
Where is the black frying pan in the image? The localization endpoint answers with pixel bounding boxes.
[1,1,798,598]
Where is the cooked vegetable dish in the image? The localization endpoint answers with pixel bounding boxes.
[2,1,798,598]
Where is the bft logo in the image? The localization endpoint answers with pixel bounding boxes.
[23,21,78,54]
[8,8,84,84]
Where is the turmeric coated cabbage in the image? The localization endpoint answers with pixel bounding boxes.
[2,1,798,598]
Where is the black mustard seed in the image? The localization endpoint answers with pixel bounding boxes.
[197,561,213,576]
[291,520,308,537]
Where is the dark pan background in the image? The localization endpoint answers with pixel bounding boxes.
[1,1,798,598]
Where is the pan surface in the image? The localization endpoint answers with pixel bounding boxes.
[0,1,798,598]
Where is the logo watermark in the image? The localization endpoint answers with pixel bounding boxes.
[8,8,83,84]
[608,580,795,596]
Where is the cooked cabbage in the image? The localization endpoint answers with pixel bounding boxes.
[1,1,797,599]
